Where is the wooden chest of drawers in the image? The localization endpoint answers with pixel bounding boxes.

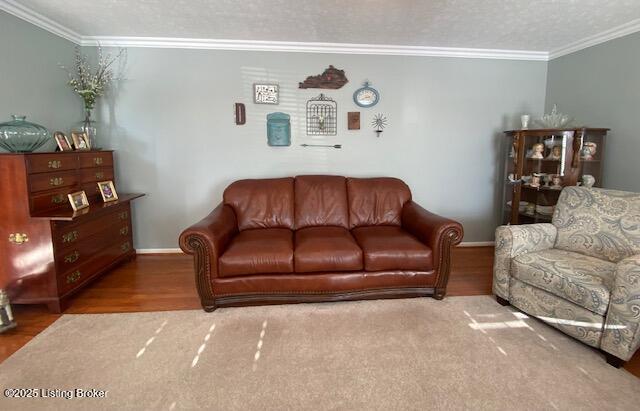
[0,151,143,313]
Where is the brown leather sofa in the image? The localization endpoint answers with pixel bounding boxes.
[179,176,463,311]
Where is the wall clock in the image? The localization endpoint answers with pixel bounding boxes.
[353,81,380,108]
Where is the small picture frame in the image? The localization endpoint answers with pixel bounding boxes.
[68,190,89,211]
[254,83,279,105]
[71,131,91,150]
[97,180,118,202]
[53,131,73,151]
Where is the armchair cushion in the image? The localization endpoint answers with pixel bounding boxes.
[493,223,557,300]
[513,249,616,316]
[294,227,363,273]
[352,226,432,271]
[218,228,294,277]
[553,187,640,263]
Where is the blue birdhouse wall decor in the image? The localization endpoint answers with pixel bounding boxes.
[267,112,291,146]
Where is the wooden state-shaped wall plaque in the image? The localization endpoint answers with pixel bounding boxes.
[299,65,348,89]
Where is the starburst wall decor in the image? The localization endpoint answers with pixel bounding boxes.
[371,114,388,137]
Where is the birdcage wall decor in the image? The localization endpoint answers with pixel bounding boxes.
[306,94,337,136]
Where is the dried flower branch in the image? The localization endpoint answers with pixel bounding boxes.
[60,45,126,112]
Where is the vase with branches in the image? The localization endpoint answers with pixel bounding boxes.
[60,45,125,149]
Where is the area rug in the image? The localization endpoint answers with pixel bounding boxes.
[1,296,639,410]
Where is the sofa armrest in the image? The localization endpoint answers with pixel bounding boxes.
[179,203,238,308]
[493,223,557,300]
[602,254,640,361]
[401,201,463,296]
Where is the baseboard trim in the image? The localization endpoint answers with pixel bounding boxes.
[136,241,494,254]
[457,241,495,247]
[137,248,183,254]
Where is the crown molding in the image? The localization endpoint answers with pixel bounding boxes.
[80,36,549,60]
[549,18,640,60]
[3,0,640,61]
[0,0,81,44]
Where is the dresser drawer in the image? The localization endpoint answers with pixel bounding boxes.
[30,189,73,213]
[80,167,114,183]
[26,154,78,174]
[29,170,78,193]
[79,152,113,169]
[55,222,131,272]
[57,238,133,296]
[53,204,131,249]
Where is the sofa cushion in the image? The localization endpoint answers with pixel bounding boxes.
[219,228,294,277]
[512,248,616,316]
[223,177,294,231]
[295,175,349,229]
[347,177,411,228]
[352,226,432,271]
[553,187,640,263]
[294,227,363,273]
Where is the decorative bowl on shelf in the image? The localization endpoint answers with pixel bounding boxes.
[0,115,50,153]
[535,104,573,128]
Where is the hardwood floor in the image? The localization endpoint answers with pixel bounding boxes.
[1,246,638,377]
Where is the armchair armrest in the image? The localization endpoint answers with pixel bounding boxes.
[179,203,238,309]
[602,254,640,361]
[401,201,463,297]
[493,223,557,300]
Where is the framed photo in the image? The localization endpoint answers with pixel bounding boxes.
[97,180,118,202]
[53,131,72,151]
[71,131,91,150]
[254,83,279,105]
[68,190,89,211]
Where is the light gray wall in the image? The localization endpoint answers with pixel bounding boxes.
[0,11,80,149]
[546,32,640,192]
[98,48,547,248]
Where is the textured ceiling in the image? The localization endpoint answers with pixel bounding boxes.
[14,0,640,51]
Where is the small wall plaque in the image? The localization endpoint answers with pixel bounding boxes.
[267,112,291,146]
[348,112,360,130]
[234,103,246,125]
[254,84,279,104]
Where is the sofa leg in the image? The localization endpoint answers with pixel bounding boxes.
[202,302,218,312]
[433,289,446,300]
[604,353,625,368]
[496,296,510,306]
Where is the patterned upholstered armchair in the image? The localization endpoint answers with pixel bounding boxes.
[493,187,640,367]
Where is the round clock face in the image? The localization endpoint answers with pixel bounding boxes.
[354,86,379,107]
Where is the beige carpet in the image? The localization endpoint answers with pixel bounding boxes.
[1,296,639,410]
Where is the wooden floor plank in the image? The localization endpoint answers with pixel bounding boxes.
[1,247,638,378]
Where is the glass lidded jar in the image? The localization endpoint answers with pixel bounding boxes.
[0,115,50,153]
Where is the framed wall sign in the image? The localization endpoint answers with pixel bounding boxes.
[254,84,279,104]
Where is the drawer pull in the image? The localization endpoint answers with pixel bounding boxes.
[62,230,79,243]
[51,194,65,204]
[64,251,80,264]
[67,271,81,284]
[119,211,129,220]
[121,242,131,252]
[93,157,103,165]
[48,160,62,169]
[49,177,64,187]
[8,233,29,245]
[95,171,105,179]
[120,226,129,236]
